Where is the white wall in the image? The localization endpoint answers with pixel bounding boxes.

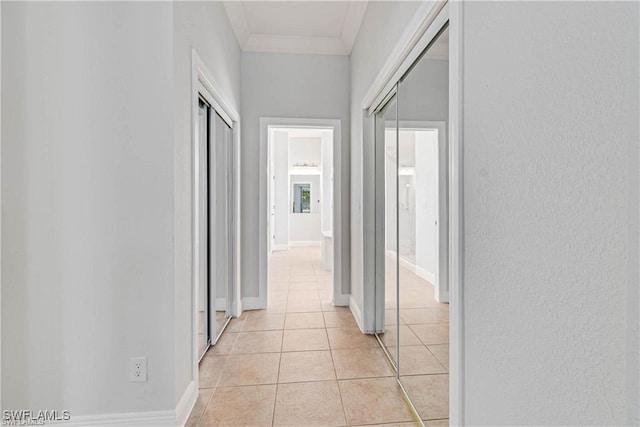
[321,133,333,233]
[461,2,639,424]
[273,131,289,247]
[172,0,241,405]
[289,137,321,168]
[349,1,424,330]
[289,174,322,243]
[414,130,439,282]
[2,1,175,415]
[241,53,350,300]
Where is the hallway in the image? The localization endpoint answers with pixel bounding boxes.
[187,247,421,426]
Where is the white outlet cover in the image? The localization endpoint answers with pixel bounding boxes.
[130,356,147,382]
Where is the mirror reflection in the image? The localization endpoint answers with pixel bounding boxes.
[375,25,450,425]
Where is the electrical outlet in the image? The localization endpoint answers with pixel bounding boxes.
[130,357,147,382]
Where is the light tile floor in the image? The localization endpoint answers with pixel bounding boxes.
[188,247,423,426]
[379,255,450,424]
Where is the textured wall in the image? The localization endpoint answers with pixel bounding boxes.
[462,2,639,424]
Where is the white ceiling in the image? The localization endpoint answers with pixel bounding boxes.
[223,1,369,55]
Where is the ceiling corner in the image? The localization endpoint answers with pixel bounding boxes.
[340,1,369,54]
[223,1,250,49]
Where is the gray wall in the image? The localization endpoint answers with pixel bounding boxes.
[172,0,241,404]
[350,0,423,327]
[462,2,639,424]
[1,0,242,416]
[2,1,175,414]
[240,53,350,299]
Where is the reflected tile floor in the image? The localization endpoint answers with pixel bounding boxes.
[187,247,432,426]
[379,255,450,424]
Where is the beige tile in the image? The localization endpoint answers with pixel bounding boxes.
[270,281,290,291]
[207,332,238,356]
[426,419,449,427]
[231,330,283,354]
[327,328,379,349]
[321,301,340,311]
[332,348,393,379]
[379,325,423,347]
[409,323,449,345]
[200,385,276,426]
[286,299,323,313]
[284,312,325,329]
[278,350,336,383]
[269,291,289,304]
[401,374,449,420]
[427,344,449,371]
[199,355,228,388]
[185,388,213,426]
[289,281,317,291]
[323,310,357,328]
[400,307,448,325]
[339,377,414,425]
[274,381,346,426]
[242,312,285,331]
[354,424,419,427]
[217,353,280,386]
[224,317,246,333]
[396,346,447,375]
[282,328,329,351]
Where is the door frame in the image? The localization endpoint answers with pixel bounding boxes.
[258,117,346,310]
[360,1,464,424]
[190,49,242,390]
[388,120,448,303]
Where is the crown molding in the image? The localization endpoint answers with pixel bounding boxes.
[243,34,349,56]
[341,1,368,54]
[223,1,368,56]
[223,1,250,49]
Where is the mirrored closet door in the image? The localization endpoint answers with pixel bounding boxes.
[197,98,235,361]
[375,24,450,425]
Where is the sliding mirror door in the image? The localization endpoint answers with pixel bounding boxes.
[197,98,211,360]
[197,97,235,362]
[396,25,450,423]
[374,23,450,425]
[211,112,233,344]
[375,93,399,368]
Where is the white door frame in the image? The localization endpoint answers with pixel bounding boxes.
[360,1,464,425]
[259,117,347,310]
[391,120,448,303]
[190,49,242,392]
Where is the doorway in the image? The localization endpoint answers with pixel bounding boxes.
[266,125,335,308]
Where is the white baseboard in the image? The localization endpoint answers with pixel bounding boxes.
[414,265,435,285]
[333,293,350,306]
[349,295,365,333]
[288,240,320,247]
[55,411,176,426]
[398,255,414,272]
[272,244,289,251]
[242,296,266,311]
[176,380,198,427]
[215,297,227,311]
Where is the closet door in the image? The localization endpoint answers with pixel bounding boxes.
[197,98,211,360]
[396,25,450,423]
[374,92,400,370]
[210,112,233,343]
